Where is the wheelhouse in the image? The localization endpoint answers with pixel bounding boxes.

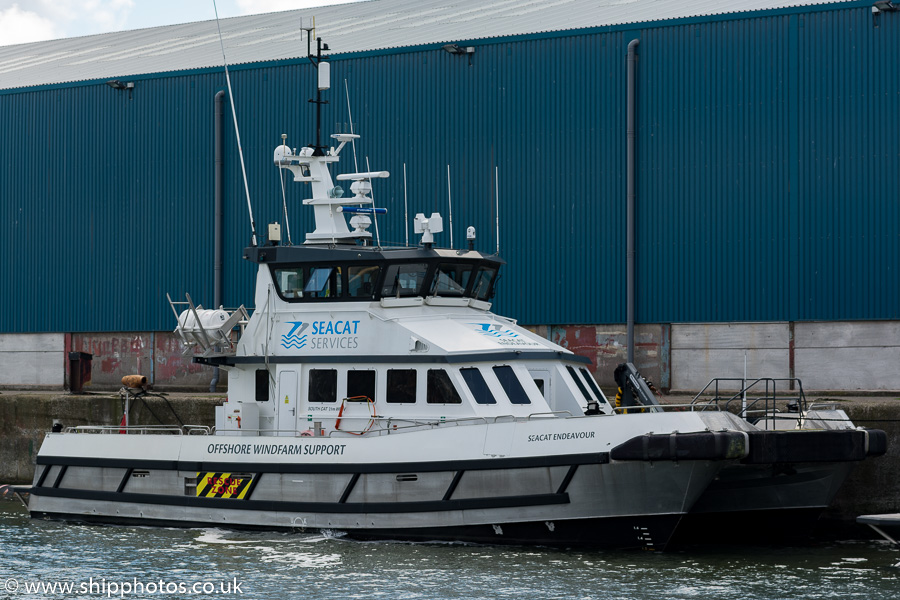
[245,245,504,303]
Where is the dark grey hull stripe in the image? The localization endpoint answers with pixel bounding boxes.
[35,452,610,474]
[29,486,570,514]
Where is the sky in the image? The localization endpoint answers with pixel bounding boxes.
[0,0,359,46]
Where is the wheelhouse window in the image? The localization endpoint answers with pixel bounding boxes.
[579,367,608,404]
[471,266,497,301]
[347,370,376,402]
[386,369,417,404]
[348,265,381,299]
[304,267,343,299]
[382,263,428,298]
[460,368,496,405]
[308,369,337,403]
[431,263,473,297]
[426,369,462,404]
[493,365,531,404]
[566,365,595,405]
[274,268,305,299]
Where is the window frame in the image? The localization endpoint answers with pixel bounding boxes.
[426,369,463,404]
[492,365,531,405]
[386,368,417,404]
[460,367,497,405]
[308,368,338,403]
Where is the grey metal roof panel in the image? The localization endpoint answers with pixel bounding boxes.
[0,0,848,90]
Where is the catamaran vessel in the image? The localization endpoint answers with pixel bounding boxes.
[24,39,886,549]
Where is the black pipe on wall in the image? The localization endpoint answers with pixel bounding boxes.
[211,90,225,393]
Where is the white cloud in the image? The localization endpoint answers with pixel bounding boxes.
[0,4,59,46]
[0,0,134,45]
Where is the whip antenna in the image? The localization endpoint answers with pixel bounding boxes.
[495,165,500,255]
[403,163,409,247]
[366,157,382,249]
[213,0,258,246]
[447,165,454,249]
[344,79,360,172]
[278,133,293,245]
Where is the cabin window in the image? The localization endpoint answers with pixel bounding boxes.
[579,367,608,404]
[386,369,417,404]
[431,263,473,297]
[255,369,270,402]
[460,368,496,404]
[493,365,530,404]
[426,369,462,404]
[347,370,376,402]
[274,267,305,299]
[304,267,343,299]
[348,265,381,299]
[381,263,428,298]
[308,369,337,403]
[566,365,594,404]
[471,266,497,301]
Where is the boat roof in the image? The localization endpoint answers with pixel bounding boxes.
[244,243,505,265]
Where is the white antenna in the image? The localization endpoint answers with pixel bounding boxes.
[277,134,293,245]
[495,165,500,254]
[447,164,454,249]
[344,79,360,173]
[213,0,257,246]
[366,157,381,248]
[403,163,409,247]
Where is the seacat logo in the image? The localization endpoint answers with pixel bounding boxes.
[470,323,521,338]
[282,322,309,349]
[282,319,362,351]
[469,323,541,347]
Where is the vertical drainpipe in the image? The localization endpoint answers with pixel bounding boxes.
[624,39,639,406]
[211,90,225,393]
[626,39,639,367]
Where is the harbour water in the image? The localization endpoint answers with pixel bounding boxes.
[1,502,898,600]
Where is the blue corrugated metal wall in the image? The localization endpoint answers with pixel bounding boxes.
[1,2,897,332]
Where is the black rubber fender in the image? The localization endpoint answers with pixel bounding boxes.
[610,431,748,462]
[864,428,888,457]
[741,429,868,464]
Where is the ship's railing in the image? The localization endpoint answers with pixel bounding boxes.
[611,402,721,414]
[527,411,574,420]
[62,424,212,435]
[690,378,808,429]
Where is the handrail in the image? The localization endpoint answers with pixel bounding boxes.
[612,402,720,414]
[65,425,185,435]
[690,377,807,424]
[527,411,573,420]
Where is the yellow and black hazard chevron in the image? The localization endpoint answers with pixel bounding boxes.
[196,472,254,499]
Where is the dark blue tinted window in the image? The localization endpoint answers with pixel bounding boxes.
[460,368,496,405]
[492,366,530,404]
